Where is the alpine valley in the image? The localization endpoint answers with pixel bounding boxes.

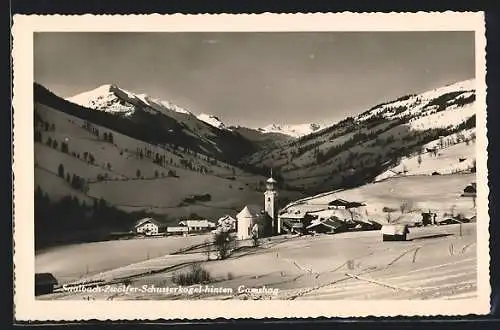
[33,79,477,248]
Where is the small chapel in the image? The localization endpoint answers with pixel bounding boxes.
[236,171,281,240]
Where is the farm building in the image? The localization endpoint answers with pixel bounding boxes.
[278,211,313,234]
[306,218,348,234]
[309,208,364,222]
[217,215,237,232]
[327,198,365,210]
[35,273,58,296]
[178,220,216,233]
[307,208,380,233]
[381,224,410,241]
[134,217,162,236]
[461,182,477,197]
[460,182,477,208]
[282,219,305,234]
[165,226,189,236]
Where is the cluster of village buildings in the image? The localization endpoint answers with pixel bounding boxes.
[36,178,478,296]
[132,174,478,241]
[132,174,384,240]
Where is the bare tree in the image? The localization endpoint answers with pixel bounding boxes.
[214,231,235,260]
[399,200,414,215]
[383,206,397,224]
[204,239,212,261]
[450,204,456,217]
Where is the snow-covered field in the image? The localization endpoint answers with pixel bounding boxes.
[35,234,212,284]
[39,223,477,300]
[287,173,476,223]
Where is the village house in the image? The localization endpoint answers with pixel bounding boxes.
[306,218,347,234]
[462,182,477,196]
[278,212,310,234]
[134,217,162,236]
[165,226,189,236]
[381,224,410,241]
[277,196,379,235]
[35,273,58,296]
[178,219,216,233]
[460,182,477,208]
[217,215,237,232]
[327,198,365,210]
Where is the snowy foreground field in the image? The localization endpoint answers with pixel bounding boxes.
[35,234,212,283]
[39,223,477,301]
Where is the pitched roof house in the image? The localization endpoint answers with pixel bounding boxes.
[217,215,237,232]
[461,182,477,197]
[134,217,163,235]
[35,273,58,296]
[328,198,365,209]
[179,220,216,232]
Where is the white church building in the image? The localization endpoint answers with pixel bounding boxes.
[236,172,281,240]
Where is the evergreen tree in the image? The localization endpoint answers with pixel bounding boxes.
[61,141,69,153]
[58,163,64,178]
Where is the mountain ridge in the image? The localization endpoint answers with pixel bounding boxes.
[243,78,477,194]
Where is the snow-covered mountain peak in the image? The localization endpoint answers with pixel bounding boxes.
[197,113,227,130]
[258,123,325,138]
[66,84,194,117]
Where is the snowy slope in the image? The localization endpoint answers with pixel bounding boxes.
[67,84,137,116]
[243,78,477,193]
[374,129,476,181]
[258,123,325,138]
[357,79,475,124]
[37,83,257,164]
[66,84,195,118]
[67,84,236,132]
[197,113,227,130]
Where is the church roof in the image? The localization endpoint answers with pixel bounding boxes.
[237,205,262,219]
[266,177,277,184]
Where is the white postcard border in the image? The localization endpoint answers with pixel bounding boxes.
[12,12,490,321]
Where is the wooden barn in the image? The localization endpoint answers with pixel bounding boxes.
[381,224,410,241]
[35,273,58,296]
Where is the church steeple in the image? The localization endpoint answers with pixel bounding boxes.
[264,168,279,235]
[266,168,277,191]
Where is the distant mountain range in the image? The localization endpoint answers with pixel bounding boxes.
[67,84,325,138]
[256,123,326,138]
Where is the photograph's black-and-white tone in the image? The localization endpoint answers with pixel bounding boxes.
[13,13,490,320]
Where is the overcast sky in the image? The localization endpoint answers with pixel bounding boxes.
[34,32,475,128]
